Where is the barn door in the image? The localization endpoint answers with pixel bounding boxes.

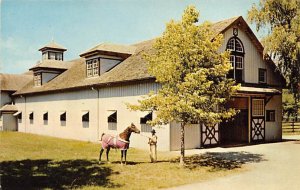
[201,123,219,147]
[251,98,265,142]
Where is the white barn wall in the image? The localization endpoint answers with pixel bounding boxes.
[265,95,282,141]
[220,26,281,86]
[15,82,171,151]
[170,122,201,151]
[98,82,170,151]
[16,90,99,142]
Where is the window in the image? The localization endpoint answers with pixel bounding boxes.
[43,112,48,121]
[29,112,34,120]
[55,53,63,61]
[43,112,48,125]
[108,111,117,130]
[235,40,243,52]
[86,58,99,77]
[60,112,66,126]
[92,59,99,76]
[60,112,66,121]
[227,38,235,50]
[226,37,244,83]
[82,111,89,128]
[235,56,243,69]
[82,111,89,122]
[34,73,41,87]
[29,112,34,124]
[252,99,264,117]
[49,52,56,60]
[266,110,275,122]
[140,112,153,132]
[13,112,22,122]
[259,68,267,83]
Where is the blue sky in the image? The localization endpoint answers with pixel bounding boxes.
[1,0,260,74]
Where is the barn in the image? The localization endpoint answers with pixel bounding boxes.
[1,16,285,151]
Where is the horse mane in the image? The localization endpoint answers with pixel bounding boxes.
[119,126,132,141]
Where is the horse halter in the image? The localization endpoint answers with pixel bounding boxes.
[130,123,141,134]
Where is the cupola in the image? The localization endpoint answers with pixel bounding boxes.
[39,41,67,61]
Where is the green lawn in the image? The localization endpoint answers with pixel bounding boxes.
[0,132,263,190]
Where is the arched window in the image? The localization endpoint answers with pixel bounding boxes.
[226,37,245,83]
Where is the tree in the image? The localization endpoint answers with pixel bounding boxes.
[128,6,238,166]
[248,0,300,120]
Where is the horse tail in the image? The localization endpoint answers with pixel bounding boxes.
[100,133,105,141]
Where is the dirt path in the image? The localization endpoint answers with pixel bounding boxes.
[167,136,300,190]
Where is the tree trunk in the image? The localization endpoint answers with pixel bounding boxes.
[179,122,185,166]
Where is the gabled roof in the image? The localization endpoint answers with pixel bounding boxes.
[80,43,136,58]
[29,60,72,71]
[14,16,285,96]
[0,73,33,91]
[39,41,67,52]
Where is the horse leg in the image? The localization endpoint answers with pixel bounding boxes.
[124,150,127,165]
[106,147,111,163]
[121,150,124,165]
[99,148,104,164]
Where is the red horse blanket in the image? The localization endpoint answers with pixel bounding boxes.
[101,134,129,150]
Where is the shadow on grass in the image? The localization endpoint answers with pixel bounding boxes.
[0,159,121,190]
[173,151,265,171]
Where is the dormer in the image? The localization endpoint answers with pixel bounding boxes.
[31,41,69,87]
[80,43,136,78]
[39,41,67,61]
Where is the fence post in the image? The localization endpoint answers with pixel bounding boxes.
[292,120,295,132]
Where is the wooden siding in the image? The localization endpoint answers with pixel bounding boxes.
[219,26,281,86]
[99,82,161,98]
[170,122,201,151]
[265,95,282,141]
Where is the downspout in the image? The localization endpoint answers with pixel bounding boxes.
[91,86,100,141]
[97,88,100,140]
[24,95,27,133]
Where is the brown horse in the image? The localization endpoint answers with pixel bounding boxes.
[99,123,140,164]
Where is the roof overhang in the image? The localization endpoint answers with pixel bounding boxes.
[237,86,281,95]
[80,50,132,59]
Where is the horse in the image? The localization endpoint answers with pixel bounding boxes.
[99,123,140,165]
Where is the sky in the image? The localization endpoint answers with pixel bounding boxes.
[1,0,260,74]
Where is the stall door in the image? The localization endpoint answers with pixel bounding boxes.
[201,123,219,147]
[251,98,265,142]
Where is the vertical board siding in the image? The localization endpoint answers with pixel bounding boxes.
[265,95,282,141]
[99,82,161,98]
[220,26,281,86]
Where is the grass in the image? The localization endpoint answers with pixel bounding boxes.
[0,132,264,190]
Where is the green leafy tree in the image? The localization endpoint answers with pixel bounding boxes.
[248,0,300,120]
[128,6,239,165]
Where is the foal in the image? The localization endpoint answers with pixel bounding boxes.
[99,123,140,164]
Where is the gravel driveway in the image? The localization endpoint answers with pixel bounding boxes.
[167,136,300,190]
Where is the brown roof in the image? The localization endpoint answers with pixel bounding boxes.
[80,43,136,58]
[0,104,18,112]
[39,41,67,51]
[14,41,154,95]
[210,16,239,36]
[29,59,73,71]
[0,73,33,91]
[14,16,284,96]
